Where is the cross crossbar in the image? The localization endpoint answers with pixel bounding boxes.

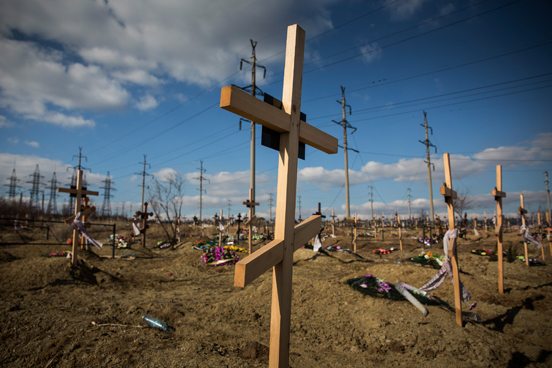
[221,85,337,154]
[58,187,99,197]
[234,214,321,288]
[492,188,506,198]
[64,206,96,224]
[440,183,457,199]
[518,206,527,214]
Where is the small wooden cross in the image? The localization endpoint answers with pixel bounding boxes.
[398,214,403,251]
[311,203,325,246]
[353,213,358,253]
[58,169,99,266]
[439,153,463,327]
[330,209,337,236]
[243,188,260,254]
[538,213,545,261]
[220,24,337,367]
[135,202,153,248]
[518,195,530,266]
[491,165,506,293]
[214,209,225,248]
[235,213,243,246]
[80,197,92,250]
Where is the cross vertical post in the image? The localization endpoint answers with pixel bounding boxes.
[243,188,259,254]
[492,165,506,293]
[440,153,462,327]
[80,197,92,250]
[519,195,529,266]
[353,213,358,253]
[58,169,99,266]
[220,24,337,367]
[135,203,153,248]
[331,209,337,236]
[398,214,403,251]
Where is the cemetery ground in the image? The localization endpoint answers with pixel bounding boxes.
[1,223,551,367]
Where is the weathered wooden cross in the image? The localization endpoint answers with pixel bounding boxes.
[439,153,463,327]
[80,197,92,250]
[58,169,98,266]
[330,208,337,236]
[220,24,338,367]
[398,214,403,251]
[353,213,358,253]
[135,202,153,248]
[214,209,225,248]
[491,165,506,293]
[519,195,530,266]
[243,188,260,254]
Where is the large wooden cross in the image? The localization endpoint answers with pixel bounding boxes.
[135,202,153,248]
[58,169,99,266]
[491,165,506,293]
[439,153,463,327]
[243,188,260,254]
[220,24,337,367]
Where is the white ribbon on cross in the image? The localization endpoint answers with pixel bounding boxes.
[313,235,322,252]
[420,229,472,303]
[69,212,103,249]
[520,225,541,249]
[132,222,141,236]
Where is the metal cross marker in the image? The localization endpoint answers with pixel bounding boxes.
[243,188,260,254]
[519,195,530,266]
[135,202,153,248]
[220,24,337,367]
[58,169,98,266]
[235,213,243,246]
[439,153,463,327]
[491,165,506,293]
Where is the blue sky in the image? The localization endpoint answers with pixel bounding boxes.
[1,0,551,221]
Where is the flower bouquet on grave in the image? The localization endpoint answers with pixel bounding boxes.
[200,246,240,267]
[471,249,504,257]
[346,275,438,305]
[516,255,546,266]
[192,240,210,250]
[405,252,444,269]
[155,241,172,249]
[43,251,70,258]
[224,245,249,254]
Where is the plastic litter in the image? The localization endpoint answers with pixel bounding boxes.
[142,315,167,331]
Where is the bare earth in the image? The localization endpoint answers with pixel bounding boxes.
[1,222,551,367]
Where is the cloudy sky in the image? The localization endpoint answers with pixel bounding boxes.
[1,0,551,221]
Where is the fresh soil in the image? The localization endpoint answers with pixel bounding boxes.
[1,222,551,367]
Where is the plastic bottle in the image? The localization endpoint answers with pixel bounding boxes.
[142,315,167,331]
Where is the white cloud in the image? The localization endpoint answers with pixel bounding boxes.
[152,168,179,182]
[0,115,14,128]
[112,69,162,86]
[7,137,18,144]
[388,0,429,20]
[129,175,138,182]
[135,94,159,111]
[360,43,382,64]
[24,140,39,148]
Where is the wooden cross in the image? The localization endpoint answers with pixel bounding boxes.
[547,213,552,256]
[220,24,337,367]
[484,211,488,232]
[80,197,92,250]
[519,195,530,266]
[439,153,463,327]
[353,213,358,253]
[492,165,506,293]
[330,209,337,236]
[538,213,545,261]
[473,213,477,231]
[135,202,153,248]
[58,169,99,266]
[398,214,403,251]
[243,188,260,254]
[311,202,325,246]
[214,209,225,248]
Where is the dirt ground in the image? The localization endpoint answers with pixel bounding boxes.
[1,221,551,367]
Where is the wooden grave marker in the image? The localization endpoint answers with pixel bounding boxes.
[491,165,506,293]
[484,211,488,232]
[214,209,224,248]
[58,169,99,266]
[330,209,337,236]
[135,202,153,248]
[235,213,243,246]
[243,188,260,254]
[519,195,530,266]
[353,213,358,253]
[439,153,463,327]
[80,197,92,250]
[547,213,552,256]
[538,213,545,261]
[220,24,338,367]
[311,203,325,246]
[398,214,403,251]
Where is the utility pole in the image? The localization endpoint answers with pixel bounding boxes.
[419,111,436,223]
[239,40,266,218]
[407,188,412,221]
[195,160,209,222]
[268,193,274,223]
[368,185,373,220]
[333,86,355,219]
[135,155,152,213]
[297,195,302,222]
[545,171,551,222]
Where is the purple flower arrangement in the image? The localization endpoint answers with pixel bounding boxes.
[201,246,240,266]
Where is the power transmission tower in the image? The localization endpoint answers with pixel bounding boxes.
[268,193,274,223]
[66,147,91,214]
[407,188,412,221]
[297,195,302,222]
[237,40,266,218]
[419,111,436,223]
[4,167,23,203]
[27,165,45,210]
[368,186,373,220]
[333,86,355,219]
[100,171,116,217]
[545,171,551,222]
[46,172,60,214]
[135,155,152,212]
[227,200,232,221]
[195,160,209,222]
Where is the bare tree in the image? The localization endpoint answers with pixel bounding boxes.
[453,190,473,220]
[148,171,185,244]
